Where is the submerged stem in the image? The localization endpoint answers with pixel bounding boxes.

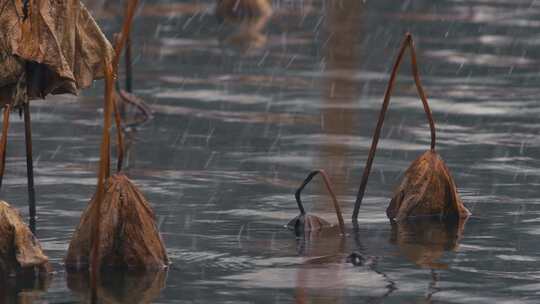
[352,33,436,221]
[295,170,345,234]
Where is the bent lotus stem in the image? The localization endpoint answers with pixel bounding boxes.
[0,105,10,189]
[119,90,153,125]
[352,33,437,221]
[295,170,345,234]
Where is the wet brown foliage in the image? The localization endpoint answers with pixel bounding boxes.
[287,214,332,235]
[387,150,471,221]
[287,170,345,236]
[353,33,470,222]
[65,174,168,271]
[0,0,114,106]
[0,201,49,276]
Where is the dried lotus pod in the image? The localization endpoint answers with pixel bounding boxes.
[66,0,168,272]
[0,201,49,276]
[386,150,470,221]
[352,33,470,222]
[287,170,345,236]
[65,174,168,271]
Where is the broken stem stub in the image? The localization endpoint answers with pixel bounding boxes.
[294,169,345,234]
[352,33,437,221]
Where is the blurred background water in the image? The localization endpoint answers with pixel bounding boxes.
[3,0,540,302]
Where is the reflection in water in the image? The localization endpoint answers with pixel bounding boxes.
[318,0,364,196]
[294,2,364,303]
[0,274,50,304]
[67,270,167,303]
[294,231,346,304]
[216,0,272,52]
[390,218,467,269]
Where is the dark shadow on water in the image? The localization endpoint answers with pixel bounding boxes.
[67,269,168,303]
[0,273,50,303]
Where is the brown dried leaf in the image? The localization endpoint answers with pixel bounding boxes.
[0,201,49,276]
[386,150,471,222]
[0,0,114,106]
[287,170,345,236]
[287,214,332,236]
[65,174,168,271]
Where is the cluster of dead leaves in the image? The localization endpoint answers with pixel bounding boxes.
[0,0,114,106]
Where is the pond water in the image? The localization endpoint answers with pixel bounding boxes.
[3,0,540,303]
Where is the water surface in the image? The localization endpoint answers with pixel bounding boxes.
[3,0,540,303]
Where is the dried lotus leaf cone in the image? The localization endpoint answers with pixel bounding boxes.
[65,174,168,270]
[0,201,49,276]
[386,150,470,221]
[287,170,345,236]
[353,33,471,222]
[216,0,272,21]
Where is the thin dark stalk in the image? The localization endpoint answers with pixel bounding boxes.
[112,0,139,73]
[409,38,436,150]
[118,90,153,125]
[23,102,36,234]
[125,35,133,93]
[352,33,436,221]
[113,95,125,172]
[295,170,345,234]
[0,105,10,189]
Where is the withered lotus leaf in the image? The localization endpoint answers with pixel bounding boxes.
[353,33,471,222]
[386,150,470,222]
[0,201,49,276]
[0,0,114,106]
[65,174,168,271]
[287,170,345,236]
[287,214,332,235]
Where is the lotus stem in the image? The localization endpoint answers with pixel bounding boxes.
[125,35,133,93]
[0,105,10,190]
[352,33,437,221]
[295,170,345,234]
[23,102,36,233]
[91,0,140,291]
[408,36,436,150]
[112,0,139,74]
[112,95,125,173]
